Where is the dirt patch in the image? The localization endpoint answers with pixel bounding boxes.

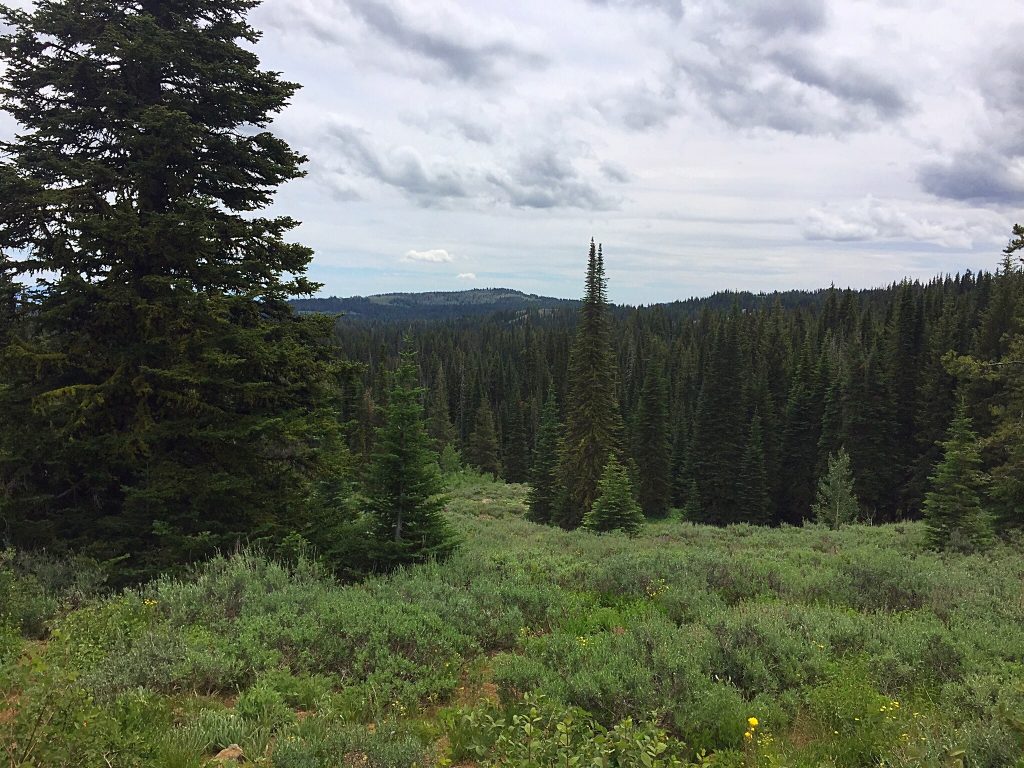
[0,693,19,725]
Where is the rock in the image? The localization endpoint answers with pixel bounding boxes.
[212,744,246,762]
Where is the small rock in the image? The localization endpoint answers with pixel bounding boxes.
[212,744,246,762]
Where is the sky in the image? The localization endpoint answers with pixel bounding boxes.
[5,0,1024,304]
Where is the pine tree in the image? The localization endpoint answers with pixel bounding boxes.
[527,386,562,524]
[635,349,672,517]
[812,448,860,529]
[365,346,456,569]
[738,412,771,524]
[426,362,458,452]
[923,400,991,551]
[466,400,502,477]
[501,400,530,483]
[582,456,644,536]
[558,240,624,528]
[0,0,343,577]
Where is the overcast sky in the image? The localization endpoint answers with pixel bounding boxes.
[7,0,1024,304]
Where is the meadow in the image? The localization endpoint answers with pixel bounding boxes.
[2,474,1023,768]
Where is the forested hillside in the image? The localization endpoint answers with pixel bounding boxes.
[328,245,1023,531]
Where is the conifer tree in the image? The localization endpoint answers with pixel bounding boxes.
[690,308,746,524]
[582,456,644,536]
[501,400,530,483]
[527,386,562,524]
[738,412,771,524]
[365,346,456,569]
[426,362,458,452]
[635,349,672,517]
[466,400,502,477]
[0,0,343,576]
[558,240,624,528]
[923,400,991,551]
[812,448,860,529]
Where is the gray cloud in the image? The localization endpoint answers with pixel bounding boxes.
[769,50,907,120]
[918,151,1024,205]
[586,0,684,21]
[346,0,545,84]
[741,0,827,34]
[486,148,621,210]
[918,30,1024,204]
[326,123,469,205]
[324,123,616,211]
[600,161,633,183]
[599,79,681,131]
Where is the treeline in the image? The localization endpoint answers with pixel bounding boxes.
[333,238,1024,532]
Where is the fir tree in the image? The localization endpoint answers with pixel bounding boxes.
[466,400,502,477]
[558,240,624,528]
[426,362,457,452]
[635,349,672,517]
[812,448,860,529]
[582,456,644,536]
[738,412,771,524]
[0,0,343,577]
[365,346,456,569]
[923,400,991,551]
[527,386,562,524]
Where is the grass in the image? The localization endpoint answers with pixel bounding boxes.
[2,474,1023,767]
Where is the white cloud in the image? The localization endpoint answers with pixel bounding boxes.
[456,272,477,280]
[801,196,1010,249]
[403,248,455,263]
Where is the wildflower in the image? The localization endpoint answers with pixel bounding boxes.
[743,731,753,741]
[747,717,759,728]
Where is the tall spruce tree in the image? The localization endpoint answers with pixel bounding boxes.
[0,0,342,576]
[635,348,672,517]
[466,400,502,477]
[557,240,624,528]
[365,346,456,569]
[527,386,562,524]
[738,412,771,524]
[923,400,991,551]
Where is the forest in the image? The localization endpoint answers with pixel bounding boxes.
[1,0,1023,766]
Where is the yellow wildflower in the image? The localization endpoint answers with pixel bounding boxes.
[747,717,759,728]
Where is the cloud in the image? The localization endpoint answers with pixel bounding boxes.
[585,0,684,21]
[918,152,1024,205]
[486,147,621,210]
[404,249,455,263]
[456,272,477,280]
[326,123,470,205]
[802,196,1008,248]
[917,30,1024,205]
[600,161,632,183]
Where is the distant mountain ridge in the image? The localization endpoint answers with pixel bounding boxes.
[290,288,577,321]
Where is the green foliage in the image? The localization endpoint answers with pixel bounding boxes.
[3,474,1024,768]
[635,349,672,518]
[559,241,625,528]
[0,0,347,581]
[526,386,562,524]
[582,456,644,536]
[923,400,992,551]
[443,693,687,768]
[812,447,861,529]
[364,344,457,569]
[466,400,502,477]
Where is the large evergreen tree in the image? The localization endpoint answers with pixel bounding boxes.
[0,0,342,577]
[635,348,672,518]
[364,346,456,569]
[557,240,624,528]
[466,400,502,477]
[526,386,562,524]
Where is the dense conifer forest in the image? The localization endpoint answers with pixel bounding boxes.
[1,0,1023,766]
